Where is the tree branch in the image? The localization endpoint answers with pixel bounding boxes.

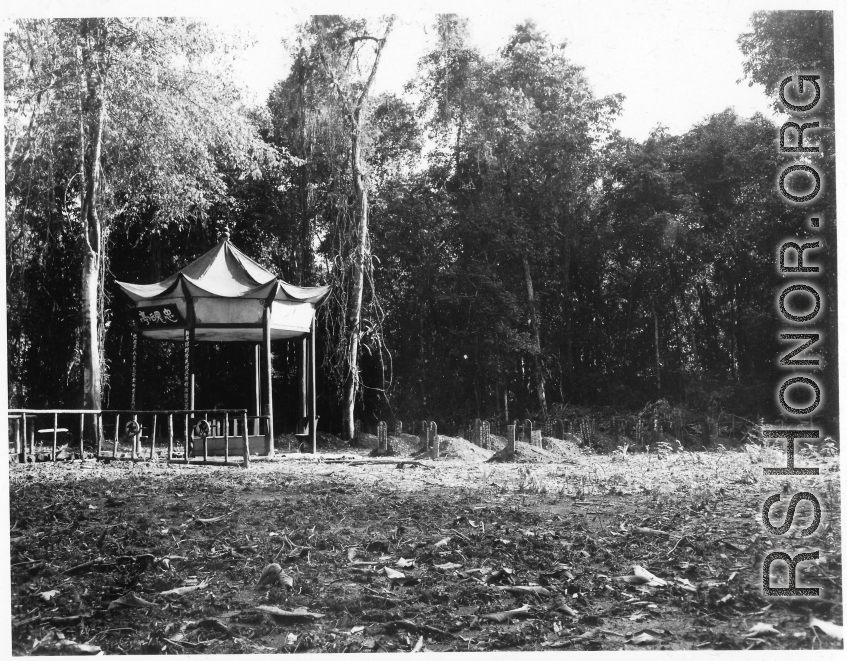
[354,18,394,112]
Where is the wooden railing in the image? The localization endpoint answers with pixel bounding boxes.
[8,409,272,466]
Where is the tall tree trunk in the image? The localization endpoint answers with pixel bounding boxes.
[523,254,548,417]
[297,64,311,285]
[559,216,573,395]
[342,127,367,440]
[318,19,392,440]
[652,304,661,397]
[79,18,107,410]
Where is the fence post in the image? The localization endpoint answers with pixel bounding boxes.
[224,412,230,464]
[184,414,190,464]
[242,411,250,468]
[79,413,85,459]
[20,414,27,463]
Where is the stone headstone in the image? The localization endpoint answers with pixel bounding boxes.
[473,418,482,446]
[579,418,589,445]
[543,418,552,438]
[554,419,564,439]
[395,420,402,435]
[428,421,438,459]
[531,430,542,447]
[506,424,516,454]
[419,421,428,452]
[481,421,490,449]
[378,421,388,454]
[523,419,532,444]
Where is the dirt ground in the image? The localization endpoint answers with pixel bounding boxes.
[8,433,843,654]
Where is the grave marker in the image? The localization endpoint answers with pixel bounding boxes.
[378,421,388,454]
[524,419,533,445]
[481,421,490,449]
[531,430,542,447]
[395,420,402,435]
[506,424,516,454]
[419,421,428,452]
[428,421,438,459]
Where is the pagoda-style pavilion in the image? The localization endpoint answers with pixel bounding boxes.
[116,232,330,454]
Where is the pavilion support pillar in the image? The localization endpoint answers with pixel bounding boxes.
[263,301,274,456]
[252,344,260,436]
[184,284,196,412]
[298,336,309,435]
[184,328,195,411]
[309,316,317,454]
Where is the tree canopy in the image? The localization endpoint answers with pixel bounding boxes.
[5,11,835,437]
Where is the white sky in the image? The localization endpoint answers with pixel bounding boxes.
[217,0,780,142]
[3,0,838,141]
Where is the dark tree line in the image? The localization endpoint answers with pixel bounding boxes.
[5,12,836,437]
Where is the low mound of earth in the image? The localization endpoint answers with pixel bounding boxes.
[273,430,582,464]
[489,440,561,463]
[543,436,583,461]
[434,435,494,462]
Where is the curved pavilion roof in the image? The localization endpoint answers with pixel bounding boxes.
[116,235,330,343]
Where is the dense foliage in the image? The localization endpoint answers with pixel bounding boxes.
[5,12,836,436]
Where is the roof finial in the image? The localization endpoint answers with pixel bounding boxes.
[220,228,231,243]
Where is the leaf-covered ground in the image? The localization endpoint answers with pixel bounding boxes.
[8,437,843,654]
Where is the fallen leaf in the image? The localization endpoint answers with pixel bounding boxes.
[160,579,211,596]
[482,603,531,622]
[810,617,843,640]
[384,566,405,579]
[256,563,293,588]
[396,557,416,568]
[193,618,232,636]
[746,622,779,638]
[622,565,667,587]
[434,537,452,548]
[256,605,325,621]
[350,626,365,635]
[495,585,552,596]
[630,632,658,645]
[554,598,578,617]
[108,591,158,610]
[31,631,101,655]
[347,547,359,562]
[193,512,231,525]
[434,562,462,570]
[38,590,59,602]
[632,527,669,537]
